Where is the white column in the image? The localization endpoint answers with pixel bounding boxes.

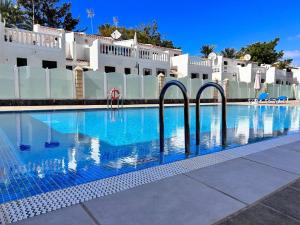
[123,73,127,99]
[14,65,20,99]
[141,75,144,99]
[103,73,107,97]
[45,68,51,98]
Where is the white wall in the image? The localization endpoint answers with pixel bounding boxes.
[0,23,66,68]
[171,54,212,79]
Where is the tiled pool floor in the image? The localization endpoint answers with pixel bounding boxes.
[6,135,300,225]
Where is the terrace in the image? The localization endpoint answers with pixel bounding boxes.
[3,27,62,49]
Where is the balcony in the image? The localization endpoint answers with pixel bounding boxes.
[4,27,62,49]
[99,43,169,62]
[189,56,211,67]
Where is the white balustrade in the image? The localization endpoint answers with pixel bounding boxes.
[99,44,135,57]
[189,56,211,67]
[4,27,61,49]
[99,43,169,62]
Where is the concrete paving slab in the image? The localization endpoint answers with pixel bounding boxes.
[262,187,300,221]
[186,158,297,204]
[216,203,300,225]
[244,147,300,174]
[281,141,300,152]
[292,179,300,190]
[83,174,245,225]
[13,205,96,225]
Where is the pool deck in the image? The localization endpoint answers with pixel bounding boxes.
[0,100,299,112]
[11,134,300,225]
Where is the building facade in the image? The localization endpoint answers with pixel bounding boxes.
[0,18,299,85]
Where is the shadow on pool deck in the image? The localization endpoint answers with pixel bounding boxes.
[12,141,300,225]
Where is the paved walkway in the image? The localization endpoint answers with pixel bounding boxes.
[12,140,300,225]
[0,101,299,112]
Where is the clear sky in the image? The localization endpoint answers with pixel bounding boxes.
[70,0,300,66]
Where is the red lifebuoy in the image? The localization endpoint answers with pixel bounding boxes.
[110,88,120,100]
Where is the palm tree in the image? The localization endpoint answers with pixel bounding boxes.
[221,48,237,59]
[200,45,215,58]
[0,1,29,29]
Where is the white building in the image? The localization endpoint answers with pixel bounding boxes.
[170,54,212,79]
[64,31,182,76]
[0,22,66,68]
[0,17,300,84]
[212,55,296,85]
[212,55,249,82]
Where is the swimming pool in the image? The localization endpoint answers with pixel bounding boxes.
[0,105,299,204]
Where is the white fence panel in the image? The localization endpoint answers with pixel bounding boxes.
[126,74,141,99]
[84,71,106,99]
[19,67,47,99]
[49,69,74,99]
[0,64,16,99]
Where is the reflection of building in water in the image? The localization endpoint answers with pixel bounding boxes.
[290,107,300,131]
[235,117,250,145]
[91,138,100,165]
[209,107,221,146]
[263,111,273,136]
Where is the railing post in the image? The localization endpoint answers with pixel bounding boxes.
[123,73,127,99]
[45,68,51,99]
[14,65,20,99]
[141,75,144,99]
[103,72,107,97]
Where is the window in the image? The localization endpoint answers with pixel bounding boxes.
[276,79,281,84]
[17,58,27,67]
[42,60,57,69]
[224,61,228,65]
[261,79,265,83]
[156,69,166,76]
[143,68,152,76]
[66,65,73,70]
[202,74,209,80]
[105,66,116,73]
[174,54,179,57]
[124,68,131,75]
[286,81,291,85]
[191,73,200,79]
[170,74,176,77]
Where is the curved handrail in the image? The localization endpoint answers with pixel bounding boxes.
[159,80,190,154]
[196,82,227,146]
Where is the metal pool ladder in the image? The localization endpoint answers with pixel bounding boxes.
[159,80,190,154]
[196,82,227,147]
[159,81,227,155]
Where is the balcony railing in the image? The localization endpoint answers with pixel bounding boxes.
[99,43,169,62]
[100,44,135,57]
[189,56,211,67]
[4,27,62,49]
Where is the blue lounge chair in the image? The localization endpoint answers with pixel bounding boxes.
[257,93,270,103]
[249,92,269,103]
[276,96,289,103]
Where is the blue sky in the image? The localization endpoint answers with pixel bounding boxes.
[70,0,300,66]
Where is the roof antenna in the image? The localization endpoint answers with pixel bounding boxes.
[86,9,95,34]
[113,16,119,28]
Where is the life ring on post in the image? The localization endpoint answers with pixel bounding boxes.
[110,88,120,101]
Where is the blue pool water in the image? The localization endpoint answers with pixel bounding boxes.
[0,105,300,203]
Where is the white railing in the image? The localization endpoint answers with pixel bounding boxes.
[4,27,62,49]
[189,56,211,67]
[99,44,169,62]
[100,44,135,57]
[138,48,169,62]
